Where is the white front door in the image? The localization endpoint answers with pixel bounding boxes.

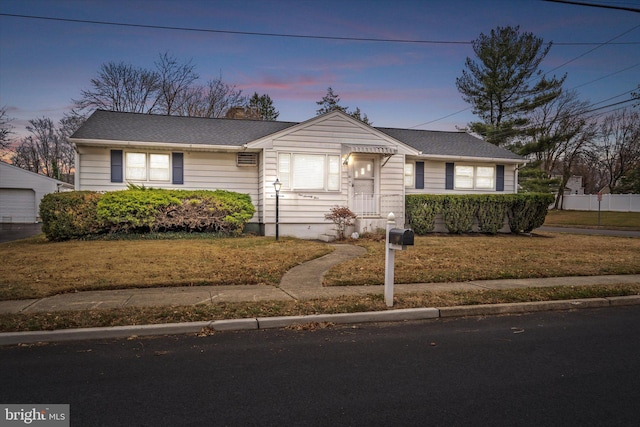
[351,157,377,216]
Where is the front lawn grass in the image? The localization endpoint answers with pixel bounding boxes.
[544,210,640,230]
[0,235,332,300]
[2,232,639,301]
[324,232,640,286]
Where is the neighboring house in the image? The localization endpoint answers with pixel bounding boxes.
[0,161,73,223]
[565,175,585,195]
[69,110,525,239]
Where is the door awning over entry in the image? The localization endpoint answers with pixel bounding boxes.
[343,145,397,166]
[344,145,398,155]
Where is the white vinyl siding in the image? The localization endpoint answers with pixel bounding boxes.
[76,147,259,203]
[261,115,386,228]
[405,161,518,195]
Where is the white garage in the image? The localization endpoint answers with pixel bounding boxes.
[0,188,37,222]
[0,161,72,223]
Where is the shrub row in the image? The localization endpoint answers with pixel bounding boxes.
[40,188,255,241]
[406,193,555,235]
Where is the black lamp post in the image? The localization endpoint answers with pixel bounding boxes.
[273,178,281,240]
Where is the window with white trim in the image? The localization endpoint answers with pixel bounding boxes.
[125,152,171,182]
[475,166,495,189]
[404,163,414,188]
[278,153,341,191]
[454,165,495,189]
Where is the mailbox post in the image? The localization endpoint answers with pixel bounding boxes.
[384,212,414,307]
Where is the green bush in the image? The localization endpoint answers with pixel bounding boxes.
[97,189,181,233]
[506,193,555,233]
[476,195,509,234]
[39,191,105,241]
[406,193,553,235]
[405,195,444,234]
[40,189,256,240]
[97,189,255,235]
[154,190,255,235]
[442,196,478,234]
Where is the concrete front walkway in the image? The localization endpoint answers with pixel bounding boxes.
[1,242,639,315]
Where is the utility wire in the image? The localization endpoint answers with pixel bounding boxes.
[0,12,639,46]
[543,0,640,13]
[410,23,640,129]
[572,62,640,89]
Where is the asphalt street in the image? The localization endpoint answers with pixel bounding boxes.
[2,305,639,426]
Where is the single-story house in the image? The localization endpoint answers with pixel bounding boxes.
[69,109,525,239]
[0,161,73,223]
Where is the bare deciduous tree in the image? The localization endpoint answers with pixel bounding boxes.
[73,54,253,120]
[10,117,74,182]
[0,105,14,150]
[155,52,199,115]
[179,78,247,118]
[74,61,160,114]
[595,109,640,192]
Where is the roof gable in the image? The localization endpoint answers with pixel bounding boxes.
[0,161,70,186]
[246,110,419,155]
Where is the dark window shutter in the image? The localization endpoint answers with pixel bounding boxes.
[496,165,505,191]
[415,161,424,189]
[445,162,454,190]
[172,152,184,185]
[111,150,123,183]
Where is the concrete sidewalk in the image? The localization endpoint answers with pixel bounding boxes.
[2,274,639,315]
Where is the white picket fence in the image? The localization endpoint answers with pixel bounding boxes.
[558,194,640,212]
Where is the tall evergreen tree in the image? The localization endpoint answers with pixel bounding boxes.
[249,93,280,120]
[316,87,347,115]
[315,87,371,124]
[456,26,565,148]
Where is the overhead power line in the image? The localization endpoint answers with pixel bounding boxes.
[543,0,640,13]
[0,13,639,46]
[410,22,640,129]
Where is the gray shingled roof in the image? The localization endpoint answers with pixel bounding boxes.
[377,127,524,161]
[70,110,298,146]
[71,110,523,161]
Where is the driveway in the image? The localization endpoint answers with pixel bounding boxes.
[0,223,42,243]
[537,226,640,238]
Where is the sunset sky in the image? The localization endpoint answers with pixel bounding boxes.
[1,0,638,138]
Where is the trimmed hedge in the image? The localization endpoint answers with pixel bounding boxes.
[505,193,555,233]
[40,191,105,241]
[406,193,554,235]
[405,195,444,234]
[40,189,255,241]
[442,196,478,234]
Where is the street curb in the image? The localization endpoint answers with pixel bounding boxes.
[1,296,639,346]
[256,308,440,329]
[0,321,212,346]
[439,298,611,318]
